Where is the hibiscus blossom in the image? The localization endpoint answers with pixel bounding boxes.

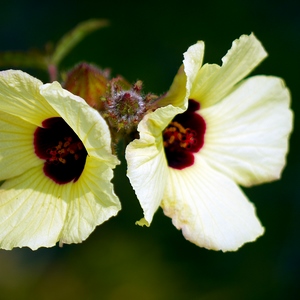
[0,70,120,250]
[126,34,293,251]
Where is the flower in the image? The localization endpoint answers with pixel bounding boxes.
[126,34,293,251]
[0,70,120,250]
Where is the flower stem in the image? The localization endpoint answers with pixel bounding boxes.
[48,64,58,82]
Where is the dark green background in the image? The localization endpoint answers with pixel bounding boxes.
[0,0,299,299]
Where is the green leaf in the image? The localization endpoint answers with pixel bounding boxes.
[0,51,47,70]
[51,19,110,66]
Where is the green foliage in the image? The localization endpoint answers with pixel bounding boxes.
[0,50,47,70]
[51,19,109,66]
[0,19,109,73]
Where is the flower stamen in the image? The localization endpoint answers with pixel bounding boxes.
[163,121,197,150]
[162,100,206,170]
[46,137,84,165]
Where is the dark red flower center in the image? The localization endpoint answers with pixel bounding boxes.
[163,100,206,169]
[34,117,88,184]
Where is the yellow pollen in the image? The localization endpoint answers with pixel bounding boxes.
[169,135,175,144]
[172,121,186,133]
[59,157,66,164]
[163,121,196,150]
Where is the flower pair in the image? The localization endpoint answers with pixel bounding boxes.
[0,33,292,251]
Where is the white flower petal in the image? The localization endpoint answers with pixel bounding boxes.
[191,33,268,108]
[137,104,184,137]
[126,105,182,225]
[0,158,121,250]
[161,157,264,252]
[40,82,119,166]
[0,111,42,180]
[126,136,167,226]
[158,41,205,109]
[0,70,59,126]
[0,166,67,250]
[200,76,292,186]
[59,157,121,244]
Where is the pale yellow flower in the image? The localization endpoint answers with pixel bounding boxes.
[126,34,293,251]
[0,70,120,250]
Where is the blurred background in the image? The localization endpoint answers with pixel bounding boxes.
[0,0,299,299]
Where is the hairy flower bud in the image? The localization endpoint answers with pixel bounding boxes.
[103,77,158,134]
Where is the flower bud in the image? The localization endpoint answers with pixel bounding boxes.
[64,63,109,110]
[103,77,158,134]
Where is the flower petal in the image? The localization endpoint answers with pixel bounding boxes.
[0,166,67,250]
[161,157,264,252]
[59,157,121,244]
[126,105,182,225]
[190,33,268,108]
[158,41,204,109]
[0,111,42,180]
[200,76,292,186]
[0,158,121,250]
[126,137,167,226]
[0,70,59,126]
[40,82,119,166]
